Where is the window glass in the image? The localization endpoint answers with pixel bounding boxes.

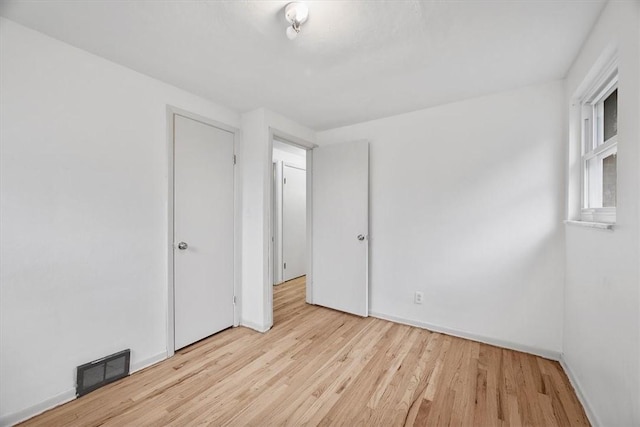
[585,156,601,208]
[602,153,617,207]
[603,89,617,141]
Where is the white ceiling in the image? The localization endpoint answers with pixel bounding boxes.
[0,0,604,130]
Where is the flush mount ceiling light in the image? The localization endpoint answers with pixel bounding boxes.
[284,2,309,40]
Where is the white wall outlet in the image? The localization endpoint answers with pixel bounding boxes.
[414,291,424,304]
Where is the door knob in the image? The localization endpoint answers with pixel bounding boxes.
[357,234,365,241]
[177,242,188,250]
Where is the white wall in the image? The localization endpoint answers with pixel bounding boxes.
[0,18,240,425]
[317,81,566,357]
[239,109,314,331]
[563,2,640,426]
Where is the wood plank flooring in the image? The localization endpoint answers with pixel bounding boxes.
[22,276,589,426]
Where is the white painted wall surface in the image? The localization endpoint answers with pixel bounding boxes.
[317,81,566,357]
[240,109,314,331]
[239,109,269,332]
[563,2,640,426]
[0,18,239,425]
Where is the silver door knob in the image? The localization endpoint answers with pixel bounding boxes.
[357,234,365,241]
[177,242,188,250]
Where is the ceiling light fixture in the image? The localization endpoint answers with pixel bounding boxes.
[284,2,309,40]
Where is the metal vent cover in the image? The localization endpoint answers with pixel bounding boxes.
[76,349,130,397]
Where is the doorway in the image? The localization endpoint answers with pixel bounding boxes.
[271,138,308,324]
[266,132,370,331]
[273,140,307,284]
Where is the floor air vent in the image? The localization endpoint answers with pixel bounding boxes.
[76,349,130,396]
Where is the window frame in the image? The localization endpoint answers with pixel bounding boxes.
[579,63,618,224]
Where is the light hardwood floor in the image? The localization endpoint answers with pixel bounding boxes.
[22,276,589,426]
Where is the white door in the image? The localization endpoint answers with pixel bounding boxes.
[282,164,306,281]
[174,114,234,350]
[312,141,369,316]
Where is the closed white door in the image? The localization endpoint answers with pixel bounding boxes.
[282,164,306,281]
[174,114,234,350]
[312,141,369,317]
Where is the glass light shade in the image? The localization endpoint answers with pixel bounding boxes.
[293,4,308,22]
[286,26,298,40]
[285,2,309,25]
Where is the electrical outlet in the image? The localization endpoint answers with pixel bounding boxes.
[414,291,424,304]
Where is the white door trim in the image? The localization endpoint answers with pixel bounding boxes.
[267,128,316,329]
[166,105,240,358]
[283,162,306,171]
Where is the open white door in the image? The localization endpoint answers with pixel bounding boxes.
[312,140,369,317]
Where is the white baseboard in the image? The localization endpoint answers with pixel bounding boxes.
[240,319,271,333]
[131,351,167,373]
[0,388,75,427]
[369,311,561,361]
[0,351,167,427]
[559,355,601,427]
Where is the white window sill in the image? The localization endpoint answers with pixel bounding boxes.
[564,220,614,230]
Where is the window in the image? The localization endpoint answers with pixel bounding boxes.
[580,68,618,223]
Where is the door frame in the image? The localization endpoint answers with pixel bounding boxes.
[166,105,241,358]
[266,128,316,328]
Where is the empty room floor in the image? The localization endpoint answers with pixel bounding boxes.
[21,277,589,426]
